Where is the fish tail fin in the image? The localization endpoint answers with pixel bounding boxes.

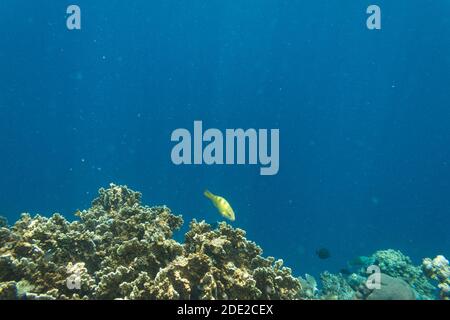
[204,190,214,200]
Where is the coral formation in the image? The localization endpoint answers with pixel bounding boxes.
[0,183,301,300]
[154,220,301,300]
[0,185,444,301]
[314,249,441,300]
[422,255,450,300]
[354,273,415,300]
[362,249,434,299]
[0,216,7,228]
[319,271,355,300]
[298,274,318,299]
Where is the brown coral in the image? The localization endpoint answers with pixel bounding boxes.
[0,183,300,300]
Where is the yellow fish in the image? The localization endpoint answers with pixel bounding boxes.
[204,190,236,221]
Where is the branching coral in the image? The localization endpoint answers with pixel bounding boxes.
[180,220,301,300]
[0,183,300,300]
[319,271,355,300]
[422,255,450,300]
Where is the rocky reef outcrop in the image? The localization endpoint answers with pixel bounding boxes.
[0,184,301,300]
[314,249,438,300]
[368,249,435,299]
[1,184,446,300]
[422,255,450,300]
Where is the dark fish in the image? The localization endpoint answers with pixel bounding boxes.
[340,268,351,275]
[348,255,372,266]
[316,247,331,259]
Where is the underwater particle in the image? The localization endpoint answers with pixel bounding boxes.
[69,71,83,81]
[204,190,235,221]
[371,196,380,206]
[316,248,331,260]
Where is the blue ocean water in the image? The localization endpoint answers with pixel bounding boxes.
[0,1,449,278]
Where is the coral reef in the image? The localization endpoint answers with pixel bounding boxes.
[314,249,441,300]
[319,271,355,300]
[298,274,318,299]
[0,185,444,301]
[362,249,434,299]
[422,255,450,300]
[0,183,301,300]
[354,273,415,300]
[0,216,7,228]
[153,220,301,300]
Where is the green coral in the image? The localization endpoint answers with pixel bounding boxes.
[0,183,300,300]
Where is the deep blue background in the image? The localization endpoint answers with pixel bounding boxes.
[0,1,449,277]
